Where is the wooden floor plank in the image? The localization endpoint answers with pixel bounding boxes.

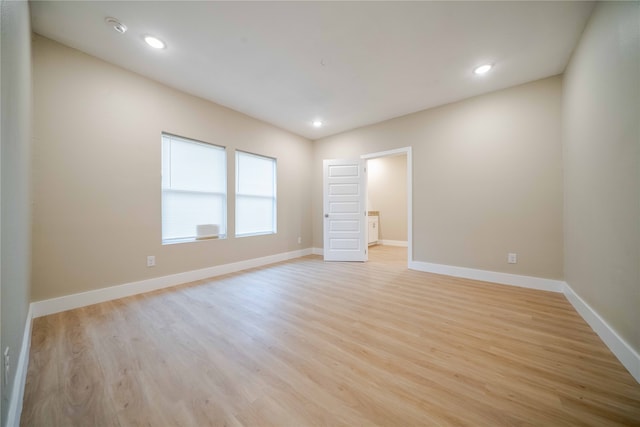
[21,246,640,426]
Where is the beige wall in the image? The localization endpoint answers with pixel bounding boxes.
[563,2,640,353]
[32,36,313,301]
[367,155,407,242]
[0,0,32,422]
[313,76,564,279]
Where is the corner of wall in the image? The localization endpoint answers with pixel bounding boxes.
[1,0,33,425]
[563,282,640,383]
[561,0,640,370]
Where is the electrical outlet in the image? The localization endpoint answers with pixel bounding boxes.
[147,256,156,267]
[508,253,517,264]
[4,347,10,387]
[297,236,302,244]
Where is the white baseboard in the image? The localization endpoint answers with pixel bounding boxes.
[409,260,564,293]
[379,240,408,247]
[6,304,33,427]
[313,243,409,254]
[408,260,639,384]
[31,248,313,318]
[20,248,640,421]
[563,282,640,383]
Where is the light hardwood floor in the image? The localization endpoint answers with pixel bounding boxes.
[22,246,640,426]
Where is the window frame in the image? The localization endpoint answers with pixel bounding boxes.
[161,132,227,244]
[234,150,277,238]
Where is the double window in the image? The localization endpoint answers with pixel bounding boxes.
[161,134,277,243]
[161,133,227,243]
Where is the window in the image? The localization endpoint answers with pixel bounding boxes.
[235,151,277,236]
[162,133,226,243]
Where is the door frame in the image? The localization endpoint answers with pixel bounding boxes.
[361,147,412,266]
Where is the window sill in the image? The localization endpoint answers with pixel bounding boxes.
[162,235,227,245]
[235,231,277,238]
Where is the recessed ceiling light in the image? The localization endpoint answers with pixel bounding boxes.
[312,120,323,128]
[105,17,127,34]
[144,36,166,49]
[473,64,492,75]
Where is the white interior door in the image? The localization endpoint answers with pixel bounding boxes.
[323,159,367,262]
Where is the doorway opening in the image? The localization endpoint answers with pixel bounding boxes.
[362,147,412,266]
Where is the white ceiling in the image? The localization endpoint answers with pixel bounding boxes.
[30,1,594,140]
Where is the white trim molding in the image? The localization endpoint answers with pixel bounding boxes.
[379,240,408,247]
[32,248,313,318]
[408,259,639,384]
[15,246,639,427]
[563,282,640,384]
[409,260,565,293]
[6,305,33,427]
[361,147,412,266]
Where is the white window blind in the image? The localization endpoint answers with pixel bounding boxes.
[162,133,226,243]
[235,151,277,236]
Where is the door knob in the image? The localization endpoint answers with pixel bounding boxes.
[324,214,329,218]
